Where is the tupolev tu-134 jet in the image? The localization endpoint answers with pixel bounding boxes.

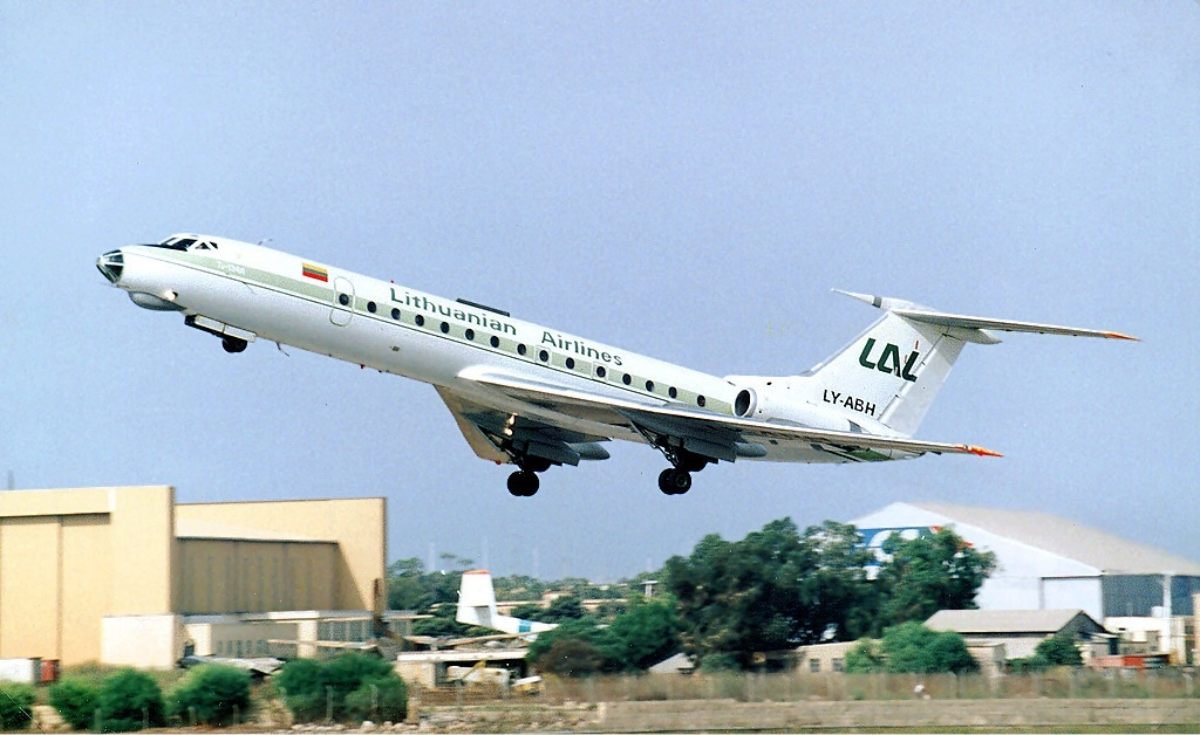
[97,234,1136,497]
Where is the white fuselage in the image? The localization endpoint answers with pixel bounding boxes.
[98,235,879,466]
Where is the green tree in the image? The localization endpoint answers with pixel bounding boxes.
[0,683,35,731]
[665,518,877,669]
[98,669,166,732]
[880,622,977,674]
[168,665,252,726]
[844,638,884,673]
[49,678,100,731]
[875,527,997,628]
[607,596,681,669]
[526,618,625,675]
[542,596,586,622]
[1034,632,1083,666]
[386,557,428,610]
[276,653,406,723]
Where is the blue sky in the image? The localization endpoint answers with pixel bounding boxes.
[2,2,1197,580]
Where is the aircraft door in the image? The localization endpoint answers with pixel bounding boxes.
[331,277,354,326]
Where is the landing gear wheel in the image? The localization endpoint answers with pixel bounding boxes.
[507,470,540,497]
[221,336,248,353]
[658,468,692,495]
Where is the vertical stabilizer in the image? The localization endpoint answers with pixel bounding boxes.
[457,570,499,629]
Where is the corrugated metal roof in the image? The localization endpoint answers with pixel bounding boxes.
[909,502,1200,576]
[926,608,1101,634]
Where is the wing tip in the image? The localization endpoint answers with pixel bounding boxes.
[961,445,1004,458]
[1100,331,1140,342]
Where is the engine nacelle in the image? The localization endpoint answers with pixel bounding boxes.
[728,378,854,432]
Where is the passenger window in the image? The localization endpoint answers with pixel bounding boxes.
[596,366,606,378]
[645,380,655,392]
[539,350,549,362]
[566,357,575,370]
[367,301,377,313]
[391,308,400,320]
[669,387,678,399]
[415,315,425,326]
[440,322,450,334]
[697,395,706,407]
[338,294,350,306]
[622,374,631,385]
[517,343,526,355]
[491,336,501,348]
[465,329,475,341]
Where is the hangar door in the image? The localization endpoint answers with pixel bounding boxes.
[1041,577,1102,619]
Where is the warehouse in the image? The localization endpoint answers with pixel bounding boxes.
[852,502,1200,660]
[0,486,385,668]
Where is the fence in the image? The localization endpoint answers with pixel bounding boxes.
[539,668,1199,704]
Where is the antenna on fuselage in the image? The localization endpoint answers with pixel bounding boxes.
[257,237,273,246]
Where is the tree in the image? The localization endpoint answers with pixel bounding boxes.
[665,518,877,669]
[875,527,997,628]
[387,557,428,610]
[607,597,681,670]
[844,638,884,673]
[526,618,625,676]
[98,669,166,732]
[1034,632,1083,666]
[168,665,252,726]
[880,622,977,674]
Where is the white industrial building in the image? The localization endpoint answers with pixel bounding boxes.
[852,502,1200,660]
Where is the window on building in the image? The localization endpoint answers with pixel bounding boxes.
[809,659,821,673]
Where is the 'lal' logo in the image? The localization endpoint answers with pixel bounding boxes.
[859,338,920,382]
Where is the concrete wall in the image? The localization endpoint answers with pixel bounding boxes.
[0,486,175,665]
[599,698,1200,731]
[100,615,183,669]
[176,497,386,610]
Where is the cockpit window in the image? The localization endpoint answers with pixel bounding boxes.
[152,236,215,252]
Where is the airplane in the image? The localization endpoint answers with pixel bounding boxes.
[97,234,1136,497]
[456,569,557,636]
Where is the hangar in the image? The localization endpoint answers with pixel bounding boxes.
[852,502,1200,660]
[0,486,385,668]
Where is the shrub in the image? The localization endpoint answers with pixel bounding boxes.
[0,682,35,731]
[49,678,100,731]
[98,669,166,732]
[169,665,252,726]
[844,638,884,673]
[1035,632,1083,666]
[278,653,406,723]
[881,622,977,674]
[344,677,407,722]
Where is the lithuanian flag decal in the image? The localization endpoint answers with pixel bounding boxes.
[302,263,329,282]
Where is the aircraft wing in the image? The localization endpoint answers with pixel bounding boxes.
[435,385,612,467]
[454,368,1001,464]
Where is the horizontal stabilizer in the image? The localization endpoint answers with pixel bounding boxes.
[834,290,1138,341]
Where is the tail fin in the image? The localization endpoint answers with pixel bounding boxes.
[456,569,559,637]
[456,570,499,629]
[803,291,1136,437]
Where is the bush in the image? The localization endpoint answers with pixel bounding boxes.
[277,653,406,723]
[844,638,884,673]
[98,669,166,732]
[881,622,977,674]
[1035,632,1083,666]
[344,677,407,722]
[0,682,35,731]
[49,678,100,731]
[168,665,252,726]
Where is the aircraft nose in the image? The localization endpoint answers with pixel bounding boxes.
[96,250,124,284]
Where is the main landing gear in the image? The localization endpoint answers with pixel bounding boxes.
[658,468,692,495]
[221,336,248,353]
[656,450,709,496]
[507,456,551,497]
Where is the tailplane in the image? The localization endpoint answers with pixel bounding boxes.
[798,291,1136,437]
